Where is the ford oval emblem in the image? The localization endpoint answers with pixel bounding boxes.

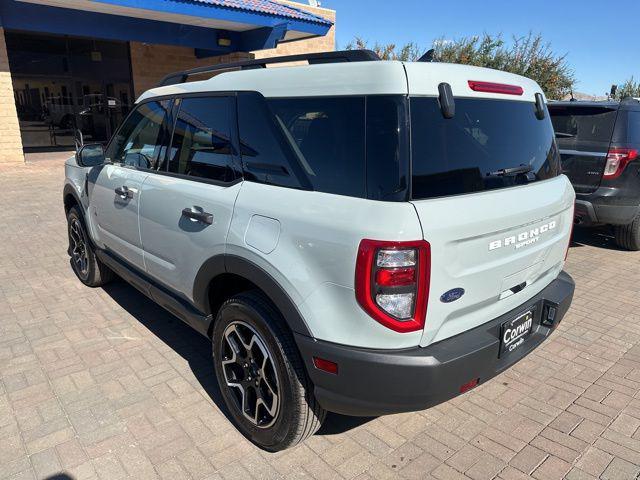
[440,288,465,303]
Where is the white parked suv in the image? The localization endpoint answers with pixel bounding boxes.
[63,50,576,451]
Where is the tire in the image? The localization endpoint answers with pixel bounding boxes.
[212,291,326,451]
[614,213,640,251]
[66,205,114,287]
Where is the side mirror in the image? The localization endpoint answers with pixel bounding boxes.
[76,143,105,167]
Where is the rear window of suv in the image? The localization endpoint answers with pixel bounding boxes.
[411,97,560,200]
[549,105,617,151]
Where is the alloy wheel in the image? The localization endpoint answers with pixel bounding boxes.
[221,321,280,428]
[69,218,89,277]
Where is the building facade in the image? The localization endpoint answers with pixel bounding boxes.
[0,0,335,162]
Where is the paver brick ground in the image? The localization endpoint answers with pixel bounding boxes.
[2,159,640,479]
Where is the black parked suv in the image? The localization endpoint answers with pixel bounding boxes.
[549,98,640,250]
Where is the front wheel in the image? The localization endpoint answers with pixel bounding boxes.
[212,291,325,451]
[66,206,114,287]
[613,212,640,251]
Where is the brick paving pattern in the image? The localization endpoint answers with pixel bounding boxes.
[2,160,640,480]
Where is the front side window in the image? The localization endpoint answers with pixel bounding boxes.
[411,97,560,200]
[105,100,170,169]
[167,96,236,183]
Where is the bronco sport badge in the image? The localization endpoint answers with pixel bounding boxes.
[489,220,557,251]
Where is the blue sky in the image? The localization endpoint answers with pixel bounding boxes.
[315,0,639,96]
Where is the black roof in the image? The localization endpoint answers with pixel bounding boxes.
[548,98,640,111]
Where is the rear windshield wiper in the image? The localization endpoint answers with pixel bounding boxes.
[488,165,533,177]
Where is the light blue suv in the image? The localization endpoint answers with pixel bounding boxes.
[63,50,576,451]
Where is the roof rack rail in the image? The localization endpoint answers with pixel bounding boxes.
[157,49,381,87]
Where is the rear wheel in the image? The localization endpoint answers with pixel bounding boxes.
[212,291,325,451]
[613,213,640,251]
[66,206,114,286]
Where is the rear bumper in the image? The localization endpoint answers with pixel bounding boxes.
[575,188,640,225]
[295,271,575,417]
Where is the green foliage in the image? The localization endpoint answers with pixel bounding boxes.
[345,37,422,61]
[614,77,640,99]
[346,33,575,100]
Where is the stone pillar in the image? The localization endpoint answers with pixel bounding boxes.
[0,28,24,163]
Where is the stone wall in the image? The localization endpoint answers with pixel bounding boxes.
[0,28,24,163]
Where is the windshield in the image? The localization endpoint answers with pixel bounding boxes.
[411,97,560,200]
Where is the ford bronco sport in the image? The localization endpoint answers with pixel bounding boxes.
[64,50,576,451]
[549,98,640,250]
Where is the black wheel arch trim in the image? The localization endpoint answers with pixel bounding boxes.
[63,185,99,253]
[193,254,313,337]
[63,183,83,212]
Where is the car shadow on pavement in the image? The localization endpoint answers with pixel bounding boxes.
[102,282,374,437]
[102,281,234,423]
[571,225,626,251]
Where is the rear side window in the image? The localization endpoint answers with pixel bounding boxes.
[629,112,640,142]
[611,110,640,145]
[366,96,409,201]
[105,100,171,169]
[411,97,560,200]
[237,93,408,199]
[550,106,617,151]
[167,96,236,183]
[267,97,366,198]
[237,92,306,190]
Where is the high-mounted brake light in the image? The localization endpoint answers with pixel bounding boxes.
[355,239,430,333]
[468,80,524,96]
[603,147,638,179]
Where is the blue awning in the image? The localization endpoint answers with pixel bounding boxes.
[0,0,333,52]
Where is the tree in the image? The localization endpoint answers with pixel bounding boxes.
[345,33,575,100]
[345,37,422,61]
[614,77,640,99]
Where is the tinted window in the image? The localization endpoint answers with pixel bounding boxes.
[167,97,236,182]
[550,106,617,151]
[105,101,170,169]
[366,96,409,201]
[411,97,560,200]
[611,110,640,144]
[267,97,366,197]
[629,111,640,143]
[237,92,305,189]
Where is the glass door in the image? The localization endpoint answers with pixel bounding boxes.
[5,31,134,150]
[12,76,77,148]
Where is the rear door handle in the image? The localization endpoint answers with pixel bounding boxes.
[182,207,213,225]
[114,186,133,199]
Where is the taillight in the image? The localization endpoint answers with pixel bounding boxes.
[603,147,638,179]
[355,239,430,333]
[468,80,524,96]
